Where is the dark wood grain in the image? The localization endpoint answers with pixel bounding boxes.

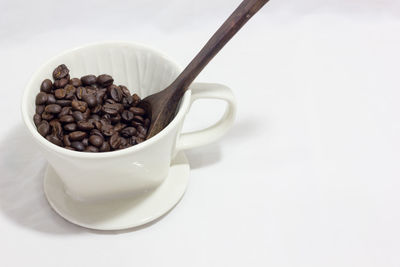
[143,0,270,139]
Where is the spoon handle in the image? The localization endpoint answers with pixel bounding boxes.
[170,0,270,95]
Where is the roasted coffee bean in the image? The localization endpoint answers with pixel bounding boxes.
[91,105,102,114]
[40,79,53,93]
[132,93,141,102]
[137,125,147,136]
[36,105,45,115]
[90,129,103,137]
[131,121,142,127]
[69,131,87,141]
[33,114,42,126]
[96,74,114,87]
[82,138,89,147]
[121,110,134,122]
[99,141,110,152]
[95,94,105,107]
[64,84,76,99]
[37,121,50,136]
[99,88,107,96]
[121,127,137,137]
[85,146,99,152]
[54,88,66,99]
[49,120,64,139]
[89,135,103,147]
[35,92,48,105]
[129,107,146,116]
[110,133,121,149]
[105,98,116,104]
[100,116,111,125]
[69,78,82,87]
[63,135,71,147]
[83,94,97,108]
[89,114,100,121]
[109,85,123,102]
[131,97,140,107]
[96,89,107,102]
[46,94,56,104]
[125,94,133,104]
[81,75,96,85]
[65,146,76,151]
[122,96,133,107]
[59,115,74,123]
[46,135,63,146]
[72,111,84,122]
[85,86,96,96]
[54,78,69,88]
[110,113,121,124]
[119,85,131,97]
[107,85,117,94]
[94,121,102,130]
[114,122,126,132]
[130,100,138,107]
[71,99,87,112]
[77,120,94,131]
[64,84,75,91]
[102,113,112,119]
[68,95,77,101]
[56,100,71,107]
[103,103,120,115]
[87,118,95,125]
[117,103,124,112]
[53,64,69,80]
[76,86,85,100]
[59,107,71,117]
[133,115,144,123]
[64,123,77,131]
[101,124,115,137]
[45,104,62,114]
[119,137,129,148]
[82,108,91,120]
[120,85,132,105]
[71,141,85,151]
[50,120,63,139]
[41,112,54,120]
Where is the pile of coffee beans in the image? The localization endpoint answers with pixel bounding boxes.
[33,64,150,152]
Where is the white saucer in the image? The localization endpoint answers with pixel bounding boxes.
[43,152,190,230]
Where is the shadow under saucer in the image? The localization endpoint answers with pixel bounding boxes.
[0,124,83,234]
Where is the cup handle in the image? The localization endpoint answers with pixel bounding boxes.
[176,82,237,151]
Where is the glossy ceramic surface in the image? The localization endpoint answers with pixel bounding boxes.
[44,152,189,230]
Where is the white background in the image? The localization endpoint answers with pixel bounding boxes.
[1,0,400,266]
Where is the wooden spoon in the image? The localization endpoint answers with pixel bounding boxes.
[142,0,270,139]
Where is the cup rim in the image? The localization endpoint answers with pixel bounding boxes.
[21,41,191,159]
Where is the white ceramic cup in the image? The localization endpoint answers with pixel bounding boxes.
[21,42,236,201]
